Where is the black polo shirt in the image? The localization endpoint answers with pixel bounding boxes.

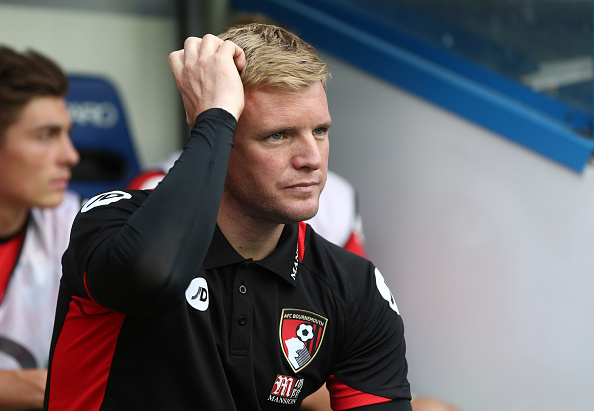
[45,109,411,410]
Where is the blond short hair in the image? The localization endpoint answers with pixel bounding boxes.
[219,23,330,91]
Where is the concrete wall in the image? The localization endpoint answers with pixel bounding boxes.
[323,51,594,411]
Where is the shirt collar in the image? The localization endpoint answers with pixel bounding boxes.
[204,223,302,286]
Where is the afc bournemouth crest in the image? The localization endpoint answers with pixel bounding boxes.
[279,308,327,372]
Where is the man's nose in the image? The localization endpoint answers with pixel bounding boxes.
[60,132,80,166]
[293,134,323,170]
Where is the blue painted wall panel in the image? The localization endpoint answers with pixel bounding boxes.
[232,0,594,172]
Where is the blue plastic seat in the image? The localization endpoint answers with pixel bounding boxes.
[66,74,140,199]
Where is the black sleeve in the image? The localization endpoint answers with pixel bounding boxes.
[329,262,410,402]
[351,400,412,410]
[82,108,236,315]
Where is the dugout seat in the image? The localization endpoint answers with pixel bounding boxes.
[66,74,141,199]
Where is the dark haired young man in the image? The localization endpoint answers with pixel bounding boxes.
[0,45,80,409]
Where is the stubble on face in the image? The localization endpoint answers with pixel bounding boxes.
[223,173,326,225]
[222,82,330,227]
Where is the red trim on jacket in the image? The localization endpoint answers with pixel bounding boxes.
[327,375,392,410]
[47,296,125,411]
[298,221,306,263]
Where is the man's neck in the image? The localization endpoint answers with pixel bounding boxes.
[0,205,29,238]
[217,211,284,261]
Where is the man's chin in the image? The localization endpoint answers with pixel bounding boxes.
[255,198,319,224]
[36,192,65,209]
[284,204,319,224]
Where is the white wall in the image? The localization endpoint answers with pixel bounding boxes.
[0,4,180,167]
[323,51,594,411]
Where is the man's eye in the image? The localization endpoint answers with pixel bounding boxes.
[313,128,326,135]
[268,132,283,140]
[38,129,59,141]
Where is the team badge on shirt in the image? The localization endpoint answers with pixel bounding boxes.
[279,308,327,372]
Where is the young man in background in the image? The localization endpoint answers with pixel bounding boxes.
[0,46,80,410]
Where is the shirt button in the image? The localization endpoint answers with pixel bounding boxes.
[239,285,247,294]
[238,315,247,326]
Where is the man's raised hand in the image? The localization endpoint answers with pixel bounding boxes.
[169,34,246,126]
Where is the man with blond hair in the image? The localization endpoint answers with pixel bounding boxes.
[44,24,411,410]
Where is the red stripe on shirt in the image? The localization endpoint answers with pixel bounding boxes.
[327,375,392,410]
[298,221,306,263]
[47,296,125,411]
[83,271,99,304]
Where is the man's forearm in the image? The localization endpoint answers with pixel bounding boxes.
[0,369,46,410]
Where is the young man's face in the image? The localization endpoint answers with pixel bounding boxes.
[0,96,79,210]
[225,81,331,225]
